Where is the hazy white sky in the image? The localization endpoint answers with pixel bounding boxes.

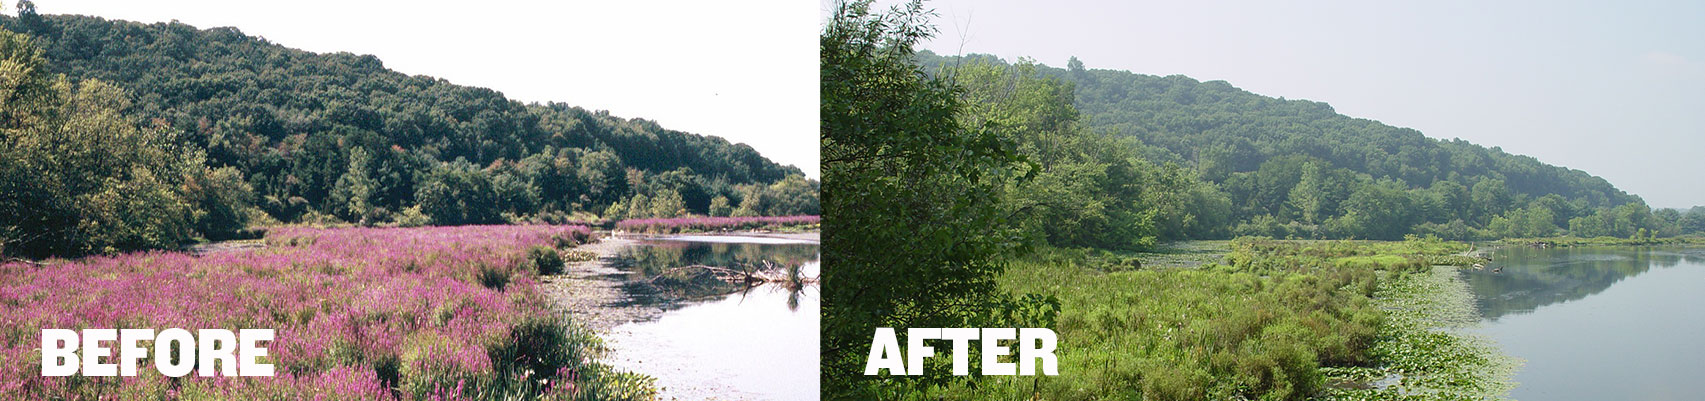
[24,0,820,178]
[881,0,1704,208]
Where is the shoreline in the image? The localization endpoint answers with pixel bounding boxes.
[537,230,822,332]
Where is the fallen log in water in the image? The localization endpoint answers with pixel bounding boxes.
[647,261,819,286]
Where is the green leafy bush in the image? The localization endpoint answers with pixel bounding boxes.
[529,245,565,275]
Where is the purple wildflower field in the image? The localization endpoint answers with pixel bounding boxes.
[614,215,820,234]
[0,225,652,400]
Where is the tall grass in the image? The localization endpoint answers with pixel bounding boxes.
[912,237,1491,401]
[0,225,651,400]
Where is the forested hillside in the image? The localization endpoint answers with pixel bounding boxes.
[0,8,816,257]
[918,51,1700,241]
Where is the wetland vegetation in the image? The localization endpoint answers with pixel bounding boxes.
[821,1,1702,399]
[0,225,656,400]
[843,237,1520,400]
[0,3,819,400]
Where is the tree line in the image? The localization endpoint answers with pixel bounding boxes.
[917,51,1702,243]
[0,5,816,258]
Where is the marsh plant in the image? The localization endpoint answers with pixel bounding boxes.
[904,237,1511,401]
[0,225,653,400]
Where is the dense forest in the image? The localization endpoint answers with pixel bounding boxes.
[917,51,1704,243]
[0,5,817,258]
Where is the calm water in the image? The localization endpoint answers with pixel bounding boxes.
[1462,246,1705,400]
[603,237,820,401]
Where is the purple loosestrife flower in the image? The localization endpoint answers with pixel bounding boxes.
[615,215,820,233]
[0,224,594,399]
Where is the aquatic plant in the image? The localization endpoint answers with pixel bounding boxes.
[910,248,1381,400]
[910,238,1505,401]
[0,225,651,400]
[614,215,819,234]
[1318,267,1518,401]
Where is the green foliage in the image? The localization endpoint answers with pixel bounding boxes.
[1679,206,1705,234]
[730,174,820,217]
[918,239,1509,401]
[648,189,685,218]
[1221,237,1467,275]
[329,146,377,224]
[390,204,431,227]
[479,315,656,401]
[622,193,650,220]
[1568,202,1658,238]
[1486,206,1560,238]
[917,248,1381,401]
[0,29,248,257]
[707,195,733,217]
[186,166,256,240]
[528,245,565,275]
[0,13,813,228]
[1320,267,1517,401]
[415,159,503,225]
[1495,235,1703,247]
[821,1,1043,397]
[952,58,1210,249]
[915,52,1654,241]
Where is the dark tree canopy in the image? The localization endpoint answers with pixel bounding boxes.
[0,13,813,231]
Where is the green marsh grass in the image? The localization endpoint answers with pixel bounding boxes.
[908,237,1512,401]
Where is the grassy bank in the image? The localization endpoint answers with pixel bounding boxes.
[909,237,1512,401]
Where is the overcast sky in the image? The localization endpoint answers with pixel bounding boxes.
[23,0,820,178]
[878,0,1704,208]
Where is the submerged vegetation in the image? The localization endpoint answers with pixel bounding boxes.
[0,225,654,400]
[1320,266,1518,401]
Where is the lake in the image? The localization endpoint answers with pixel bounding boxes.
[601,236,821,401]
[1461,246,1705,400]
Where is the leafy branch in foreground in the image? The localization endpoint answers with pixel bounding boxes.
[821,0,1046,398]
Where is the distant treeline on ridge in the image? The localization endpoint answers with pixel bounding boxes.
[913,51,1703,245]
[0,7,816,258]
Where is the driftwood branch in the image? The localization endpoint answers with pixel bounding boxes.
[647,260,819,286]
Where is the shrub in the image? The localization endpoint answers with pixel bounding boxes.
[529,245,565,275]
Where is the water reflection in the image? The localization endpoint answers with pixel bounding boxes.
[1465,245,1705,401]
[612,238,820,308]
[1461,246,1704,320]
[602,236,821,401]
